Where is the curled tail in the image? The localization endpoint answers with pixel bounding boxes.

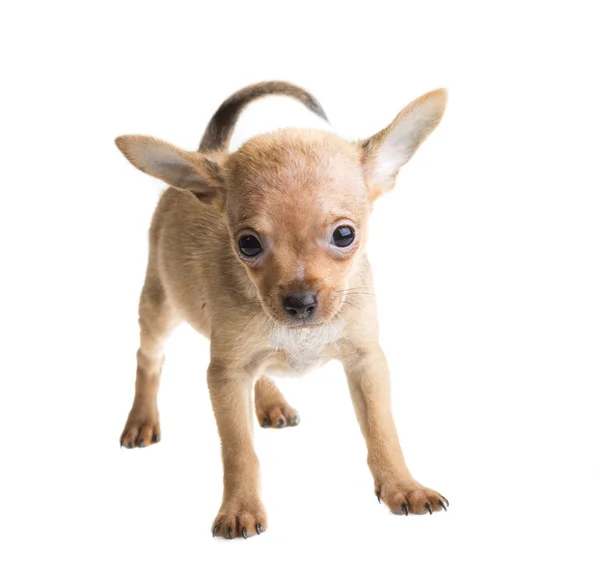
[198,81,328,151]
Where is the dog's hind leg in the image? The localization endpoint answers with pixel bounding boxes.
[120,272,180,448]
[254,377,300,429]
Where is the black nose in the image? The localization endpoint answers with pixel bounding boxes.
[282,292,318,319]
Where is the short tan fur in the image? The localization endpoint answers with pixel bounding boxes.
[116,81,448,539]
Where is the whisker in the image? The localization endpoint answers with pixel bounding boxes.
[339,291,375,297]
[208,298,267,319]
[342,300,364,313]
[239,308,263,334]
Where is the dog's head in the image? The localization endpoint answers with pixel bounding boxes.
[116,89,447,327]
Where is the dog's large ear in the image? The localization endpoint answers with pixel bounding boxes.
[359,89,447,200]
[115,135,225,201]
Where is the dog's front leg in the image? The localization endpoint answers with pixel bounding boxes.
[207,361,266,539]
[343,344,448,515]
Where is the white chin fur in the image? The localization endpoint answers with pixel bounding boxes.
[268,322,342,374]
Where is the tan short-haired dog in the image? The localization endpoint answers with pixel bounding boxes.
[116,81,449,539]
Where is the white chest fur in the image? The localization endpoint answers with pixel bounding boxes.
[267,322,342,374]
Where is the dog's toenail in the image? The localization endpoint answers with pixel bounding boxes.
[403,503,409,516]
[127,441,133,449]
[139,440,145,448]
[212,524,220,537]
[256,523,263,535]
[376,491,381,504]
[277,417,285,428]
[227,527,233,539]
[439,499,447,511]
[242,527,248,539]
[425,502,433,515]
[261,417,269,428]
[440,494,449,507]
[290,414,300,426]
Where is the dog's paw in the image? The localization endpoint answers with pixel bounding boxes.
[257,403,300,429]
[211,499,267,539]
[375,480,448,516]
[120,409,161,448]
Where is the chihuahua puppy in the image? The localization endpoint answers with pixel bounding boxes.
[116,81,448,539]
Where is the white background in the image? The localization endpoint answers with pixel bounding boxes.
[1,1,599,571]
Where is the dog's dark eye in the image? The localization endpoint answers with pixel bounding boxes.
[332,226,355,248]
[238,235,262,257]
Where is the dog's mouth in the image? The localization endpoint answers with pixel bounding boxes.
[261,298,344,329]
[266,310,324,328]
[284,317,322,328]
